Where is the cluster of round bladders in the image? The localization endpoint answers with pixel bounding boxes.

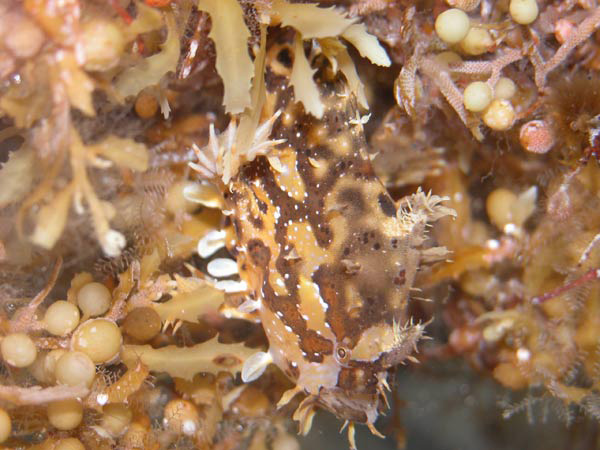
[435,9,471,44]
[482,100,516,131]
[509,0,539,25]
[494,77,517,100]
[72,318,122,364]
[434,0,538,132]
[462,78,517,130]
[44,301,80,336]
[460,27,493,55]
[464,82,493,112]
[0,276,135,442]
[77,281,112,317]
[435,9,493,55]
[436,0,539,44]
[1,333,37,368]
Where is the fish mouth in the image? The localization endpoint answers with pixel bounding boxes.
[299,387,381,424]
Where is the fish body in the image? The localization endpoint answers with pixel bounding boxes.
[228,49,434,430]
[194,41,452,442]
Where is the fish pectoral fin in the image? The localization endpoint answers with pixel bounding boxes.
[292,396,317,436]
[241,350,272,382]
[277,384,304,409]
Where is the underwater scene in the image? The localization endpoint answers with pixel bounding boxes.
[0,0,599,448]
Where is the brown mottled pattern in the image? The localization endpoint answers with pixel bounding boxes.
[225,41,424,423]
[240,82,408,334]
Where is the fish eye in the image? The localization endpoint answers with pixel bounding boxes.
[336,346,350,363]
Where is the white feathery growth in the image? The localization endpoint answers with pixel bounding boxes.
[189,111,286,184]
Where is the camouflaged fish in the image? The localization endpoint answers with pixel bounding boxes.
[191,37,453,448]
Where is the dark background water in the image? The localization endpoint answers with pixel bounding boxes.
[300,360,598,450]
